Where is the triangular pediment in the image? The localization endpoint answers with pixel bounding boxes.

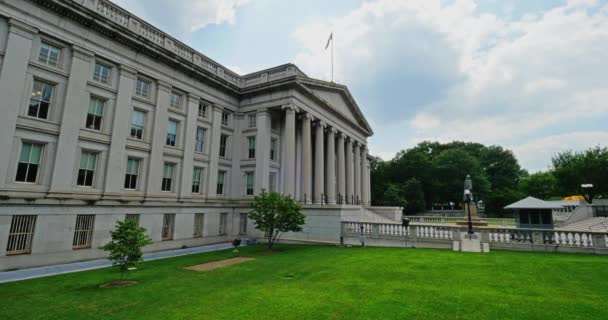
[299,80,373,135]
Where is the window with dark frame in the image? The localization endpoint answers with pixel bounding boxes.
[6,215,37,255]
[16,142,43,183]
[246,172,254,196]
[248,114,256,128]
[38,42,61,66]
[193,213,204,238]
[195,127,206,153]
[124,158,140,190]
[135,78,150,98]
[77,151,97,187]
[130,110,145,139]
[86,96,105,131]
[221,112,229,126]
[93,62,111,84]
[270,138,277,161]
[219,212,228,235]
[166,120,178,146]
[269,172,277,193]
[198,102,208,118]
[248,136,256,159]
[239,213,248,234]
[170,92,182,109]
[162,163,175,192]
[28,80,54,119]
[192,167,203,194]
[125,214,140,226]
[216,170,226,195]
[161,213,175,241]
[72,215,95,249]
[219,134,228,158]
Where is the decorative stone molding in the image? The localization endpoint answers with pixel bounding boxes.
[71,44,95,61]
[8,18,38,39]
[157,80,172,93]
[118,64,137,79]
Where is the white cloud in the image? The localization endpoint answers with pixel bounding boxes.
[113,0,251,36]
[292,0,608,170]
[511,131,608,172]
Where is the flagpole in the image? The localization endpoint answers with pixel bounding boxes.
[331,33,334,83]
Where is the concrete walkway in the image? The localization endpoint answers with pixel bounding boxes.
[0,242,238,284]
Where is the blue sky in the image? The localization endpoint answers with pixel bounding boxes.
[114,0,608,172]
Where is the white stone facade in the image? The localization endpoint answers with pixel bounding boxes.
[0,0,374,270]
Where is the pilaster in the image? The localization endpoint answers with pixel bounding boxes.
[145,80,171,195]
[0,19,37,188]
[300,113,312,203]
[325,128,337,204]
[313,121,325,204]
[49,45,95,194]
[337,132,346,204]
[206,104,224,198]
[254,108,271,194]
[104,64,136,194]
[179,93,200,199]
[345,137,354,204]
[354,141,362,205]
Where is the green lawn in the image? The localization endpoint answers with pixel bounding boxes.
[1,245,607,320]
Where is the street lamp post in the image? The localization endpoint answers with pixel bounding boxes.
[465,189,473,234]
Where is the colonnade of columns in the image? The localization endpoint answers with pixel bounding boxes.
[281,105,371,206]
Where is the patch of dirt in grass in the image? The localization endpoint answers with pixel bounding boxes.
[99,280,137,288]
[184,257,255,272]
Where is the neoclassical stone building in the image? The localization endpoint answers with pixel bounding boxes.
[0,0,378,270]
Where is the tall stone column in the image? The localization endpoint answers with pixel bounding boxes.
[145,81,171,196]
[206,105,224,198]
[354,142,362,205]
[104,65,136,194]
[50,45,94,195]
[361,146,370,206]
[346,137,354,204]
[282,105,297,198]
[178,93,200,199]
[313,121,325,204]
[300,113,312,203]
[337,133,346,204]
[325,128,337,205]
[0,19,37,188]
[254,109,271,194]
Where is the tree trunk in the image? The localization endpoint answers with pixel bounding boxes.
[267,227,274,249]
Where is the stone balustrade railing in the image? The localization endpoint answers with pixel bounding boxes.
[341,221,608,254]
[84,0,303,89]
[404,216,516,227]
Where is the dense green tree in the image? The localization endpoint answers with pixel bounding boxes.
[401,178,426,214]
[432,149,491,205]
[102,219,153,280]
[552,147,608,198]
[484,188,525,218]
[249,191,306,249]
[519,171,557,200]
[382,183,408,208]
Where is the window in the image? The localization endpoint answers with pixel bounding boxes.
[125,214,140,226]
[16,142,43,183]
[195,127,206,153]
[216,170,226,195]
[198,102,208,118]
[192,167,203,194]
[73,215,95,249]
[248,114,256,128]
[124,158,140,190]
[77,151,97,187]
[6,215,37,255]
[269,172,277,193]
[219,212,228,235]
[170,92,182,109]
[38,42,61,66]
[221,112,229,126]
[239,213,248,235]
[193,213,204,238]
[166,120,178,146]
[161,213,175,241]
[219,134,228,158]
[270,138,277,161]
[135,78,150,98]
[246,172,254,196]
[162,163,175,192]
[130,110,145,139]
[248,136,256,159]
[28,80,54,119]
[93,62,111,84]
[86,96,105,131]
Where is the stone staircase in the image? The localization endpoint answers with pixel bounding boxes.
[559,217,608,232]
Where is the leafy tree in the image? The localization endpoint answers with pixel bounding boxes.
[432,149,491,205]
[249,191,306,250]
[484,188,525,218]
[101,219,152,280]
[382,183,407,208]
[401,178,426,214]
[519,171,557,199]
[552,147,608,198]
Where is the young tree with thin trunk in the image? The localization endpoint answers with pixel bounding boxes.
[102,219,153,280]
[249,191,306,250]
